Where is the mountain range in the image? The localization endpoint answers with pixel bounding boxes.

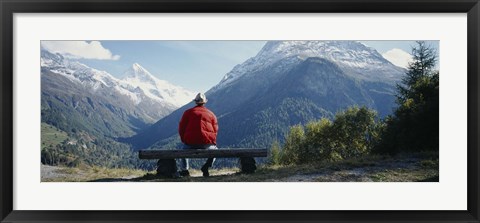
[123,41,406,150]
[41,50,195,137]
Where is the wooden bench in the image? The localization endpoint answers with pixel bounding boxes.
[139,148,267,177]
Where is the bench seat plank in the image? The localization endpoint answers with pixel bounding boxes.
[139,148,267,159]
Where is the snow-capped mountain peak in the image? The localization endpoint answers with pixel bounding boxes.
[132,63,148,73]
[132,62,143,70]
[211,41,405,93]
[121,63,195,107]
[131,63,150,75]
[124,63,157,85]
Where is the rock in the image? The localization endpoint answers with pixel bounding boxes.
[239,157,256,174]
[156,159,177,178]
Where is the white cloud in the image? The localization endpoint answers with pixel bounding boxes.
[382,48,412,68]
[41,41,120,60]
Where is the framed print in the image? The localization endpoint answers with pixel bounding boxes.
[1,0,479,222]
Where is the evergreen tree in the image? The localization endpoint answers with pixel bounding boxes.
[397,41,438,105]
[376,41,439,154]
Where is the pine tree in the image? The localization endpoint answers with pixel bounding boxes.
[376,41,439,154]
[397,41,438,105]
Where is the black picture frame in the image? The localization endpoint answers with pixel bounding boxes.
[1,0,479,222]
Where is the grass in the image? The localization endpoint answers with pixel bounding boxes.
[370,168,439,182]
[368,155,439,182]
[41,122,69,149]
[41,165,145,182]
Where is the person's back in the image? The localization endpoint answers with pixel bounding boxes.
[179,106,217,146]
[177,93,218,177]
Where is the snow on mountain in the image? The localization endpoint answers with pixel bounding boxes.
[211,41,405,93]
[122,63,195,108]
[41,50,120,91]
[41,50,195,108]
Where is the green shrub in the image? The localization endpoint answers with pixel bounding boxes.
[278,106,380,165]
[268,140,282,165]
[280,125,305,165]
[331,106,378,159]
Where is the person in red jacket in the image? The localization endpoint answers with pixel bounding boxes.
[178,93,218,177]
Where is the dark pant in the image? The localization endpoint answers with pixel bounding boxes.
[179,144,217,171]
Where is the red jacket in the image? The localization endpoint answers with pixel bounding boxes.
[179,105,218,145]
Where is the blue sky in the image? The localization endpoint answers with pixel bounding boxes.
[41,40,439,93]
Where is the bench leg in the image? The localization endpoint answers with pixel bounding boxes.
[239,157,256,174]
[156,159,177,178]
